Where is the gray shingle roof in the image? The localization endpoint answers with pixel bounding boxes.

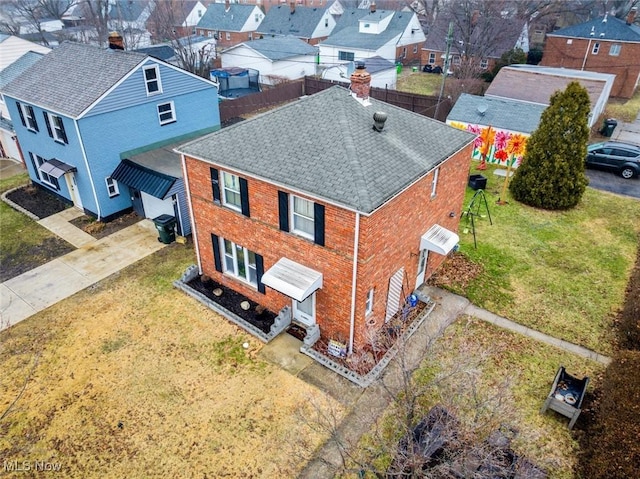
[109,0,151,22]
[2,42,147,118]
[321,9,412,50]
[257,5,329,38]
[447,94,546,134]
[548,15,640,42]
[0,51,45,90]
[226,35,317,61]
[177,86,474,214]
[197,4,257,31]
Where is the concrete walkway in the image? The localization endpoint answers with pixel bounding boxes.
[0,214,165,330]
[288,285,610,478]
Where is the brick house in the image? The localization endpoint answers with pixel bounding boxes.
[540,9,640,99]
[196,1,265,49]
[256,3,336,45]
[177,65,474,354]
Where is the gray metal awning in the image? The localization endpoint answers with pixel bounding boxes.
[420,224,459,255]
[40,159,76,178]
[260,257,323,302]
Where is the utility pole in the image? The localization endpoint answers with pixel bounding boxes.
[434,21,453,120]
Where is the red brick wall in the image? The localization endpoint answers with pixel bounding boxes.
[184,141,473,349]
[540,36,640,98]
[396,42,424,65]
[197,29,255,49]
[420,48,497,73]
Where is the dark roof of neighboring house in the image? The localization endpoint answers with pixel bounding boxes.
[2,42,147,118]
[447,93,546,134]
[197,3,258,31]
[109,0,151,22]
[358,55,396,73]
[424,12,526,58]
[547,14,640,42]
[257,5,329,38]
[148,0,200,26]
[321,8,412,49]
[224,35,317,61]
[134,44,176,61]
[485,65,612,109]
[177,86,474,214]
[0,51,45,89]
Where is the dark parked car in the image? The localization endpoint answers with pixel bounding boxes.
[586,141,640,179]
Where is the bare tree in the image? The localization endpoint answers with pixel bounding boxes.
[0,0,74,45]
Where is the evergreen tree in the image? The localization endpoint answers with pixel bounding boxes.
[509,81,591,210]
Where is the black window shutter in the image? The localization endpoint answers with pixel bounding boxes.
[16,102,26,127]
[28,106,38,131]
[211,233,222,272]
[28,152,37,174]
[58,118,68,144]
[255,254,265,294]
[239,177,250,217]
[278,191,289,231]
[314,203,325,246]
[210,168,220,203]
[43,112,53,138]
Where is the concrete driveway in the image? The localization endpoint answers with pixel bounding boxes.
[586,169,640,199]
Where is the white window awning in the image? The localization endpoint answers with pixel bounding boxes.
[420,224,459,255]
[260,257,323,302]
[40,159,76,178]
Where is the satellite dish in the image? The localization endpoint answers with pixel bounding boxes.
[477,102,488,115]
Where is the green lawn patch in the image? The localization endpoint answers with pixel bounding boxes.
[396,71,442,96]
[453,164,640,355]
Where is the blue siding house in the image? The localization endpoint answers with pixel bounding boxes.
[2,40,220,232]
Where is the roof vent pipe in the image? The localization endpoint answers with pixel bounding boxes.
[373,111,387,132]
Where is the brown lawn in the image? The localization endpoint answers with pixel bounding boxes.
[0,245,343,478]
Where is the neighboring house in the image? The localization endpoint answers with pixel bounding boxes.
[0,51,46,161]
[221,36,318,85]
[226,0,332,14]
[18,18,64,35]
[176,69,474,355]
[0,34,51,71]
[485,64,615,128]
[446,93,547,169]
[540,9,640,98]
[134,44,177,63]
[256,3,336,45]
[146,0,207,42]
[422,11,528,74]
[318,4,426,67]
[109,0,155,32]
[1,40,220,235]
[321,55,397,89]
[196,2,264,49]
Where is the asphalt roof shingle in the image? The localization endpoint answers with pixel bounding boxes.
[225,35,317,61]
[548,15,640,42]
[2,42,147,118]
[197,4,257,31]
[177,86,474,214]
[0,51,45,90]
[257,5,329,38]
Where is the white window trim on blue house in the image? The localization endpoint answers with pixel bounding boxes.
[105,177,119,197]
[143,65,162,95]
[157,101,176,125]
[44,112,68,144]
[19,103,39,132]
[31,153,59,189]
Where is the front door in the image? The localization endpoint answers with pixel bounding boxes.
[131,188,145,217]
[293,293,316,327]
[415,249,428,289]
[66,172,83,209]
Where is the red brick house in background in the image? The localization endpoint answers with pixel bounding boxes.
[196,1,265,49]
[540,8,640,98]
[177,65,474,355]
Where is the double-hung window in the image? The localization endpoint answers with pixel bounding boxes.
[44,112,68,143]
[221,171,242,210]
[222,239,257,286]
[143,65,162,94]
[609,44,621,56]
[106,177,119,197]
[292,195,315,239]
[592,42,600,54]
[30,153,59,189]
[365,288,374,316]
[17,102,39,132]
[157,101,175,125]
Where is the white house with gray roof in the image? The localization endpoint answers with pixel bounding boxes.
[256,3,336,44]
[221,36,318,85]
[319,6,425,66]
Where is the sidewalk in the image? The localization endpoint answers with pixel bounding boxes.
[0,210,165,330]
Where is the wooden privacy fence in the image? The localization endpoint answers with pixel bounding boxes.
[218,77,452,124]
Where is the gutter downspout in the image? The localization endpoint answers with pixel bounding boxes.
[348,211,360,355]
[74,120,101,219]
[180,153,202,273]
[581,37,592,70]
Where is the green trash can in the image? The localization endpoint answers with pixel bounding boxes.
[600,118,617,137]
[153,214,176,244]
[396,62,402,74]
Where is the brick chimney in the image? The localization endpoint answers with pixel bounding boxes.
[370,1,376,14]
[350,61,371,105]
[108,31,124,50]
[290,1,295,14]
[626,7,637,25]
